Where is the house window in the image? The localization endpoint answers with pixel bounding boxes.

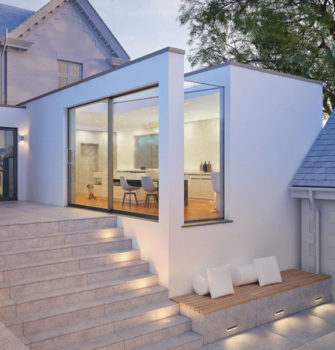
[58,60,83,88]
[184,81,224,222]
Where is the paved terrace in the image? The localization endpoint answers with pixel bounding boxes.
[0,201,111,226]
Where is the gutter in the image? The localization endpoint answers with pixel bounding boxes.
[308,189,320,274]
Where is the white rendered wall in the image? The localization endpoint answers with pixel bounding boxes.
[0,106,29,200]
[24,49,185,288]
[7,2,112,105]
[167,65,323,296]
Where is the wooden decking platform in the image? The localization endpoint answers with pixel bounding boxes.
[172,269,330,315]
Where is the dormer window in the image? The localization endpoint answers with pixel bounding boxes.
[57,60,83,88]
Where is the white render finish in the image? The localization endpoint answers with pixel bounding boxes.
[6,1,120,105]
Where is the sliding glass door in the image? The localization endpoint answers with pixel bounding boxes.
[68,87,159,219]
[68,100,109,209]
[0,128,17,201]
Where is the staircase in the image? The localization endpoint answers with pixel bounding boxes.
[0,216,203,350]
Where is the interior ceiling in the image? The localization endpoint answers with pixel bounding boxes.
[75,92,220,132]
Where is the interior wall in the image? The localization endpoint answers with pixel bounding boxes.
[0,106,29,201]
[184,119,220,172]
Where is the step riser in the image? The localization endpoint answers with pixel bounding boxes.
[0,247,72,266]
[64,229,124,244]
[23,290,169,335]
[10,263,147,299]
[4,260,80,283]
[0,239,131,266]
[87,263,149,284]
[3,250,140,283]
[29,304,180,350]
[0,236,65,253]
[114,304,180,333]
[11,273,87,299]
[95,276,159,299]
[105,290,169,316]
[0,217,117,238]
[125,320,191,350]
[0,229,124,253]
[79,250,140,269]
[72,240,132,257]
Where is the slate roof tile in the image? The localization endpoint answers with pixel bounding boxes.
[292,109,335,188]
[0,3,34,36]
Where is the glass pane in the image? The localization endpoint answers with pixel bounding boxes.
[70,63,81,78]
[70,77,79,84]
[58,61,68,74]
[58,77,68,88]
[0,129,16,200]
[113,87,159,217]
[69,100,108,209]
[184,81,223,221]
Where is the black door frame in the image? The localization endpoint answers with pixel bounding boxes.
[0,127,18,201]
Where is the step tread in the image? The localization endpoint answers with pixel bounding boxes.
[0,249,140,272]
[58,315,190,350]
[135,331,203,350]
[20,284,167,322]
[12,272,158,305]
[27,300,178,343]
[7,259,148,288]
[0,236,131,257]
[0,227,123,243]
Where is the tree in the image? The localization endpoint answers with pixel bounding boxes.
[179,0,335,116]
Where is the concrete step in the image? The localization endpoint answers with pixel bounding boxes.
[21,285,168,335]
[135,331,204,350]
[27,300,180,350]
[0,228,124,253]
[0,236,132,266]
[4,259,149,300]
[58,315,191,350]
[5,273,159,337]
[0,216,117,239]
[1,249,140,283]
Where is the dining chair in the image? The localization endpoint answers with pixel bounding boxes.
[120,176,139,206]
[141,176,158,208]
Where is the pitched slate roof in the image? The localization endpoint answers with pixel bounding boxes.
[292,109,335,188]
[0,3,34,36]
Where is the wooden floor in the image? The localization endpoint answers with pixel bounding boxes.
[172,269,330,315]
[75,194,220,220]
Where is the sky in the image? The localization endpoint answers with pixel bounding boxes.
[1,0,193,71]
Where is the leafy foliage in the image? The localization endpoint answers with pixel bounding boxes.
[179,0,335,116]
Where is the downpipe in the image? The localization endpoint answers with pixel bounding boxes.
[0,28,8,104]
[308,189,320,273]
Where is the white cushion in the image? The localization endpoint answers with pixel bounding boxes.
[192,273,209,296]
[231,263,258,286]
[207,265,234,299]
[253,256,282,287]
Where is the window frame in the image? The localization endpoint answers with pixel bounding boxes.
[57,59,83,88]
